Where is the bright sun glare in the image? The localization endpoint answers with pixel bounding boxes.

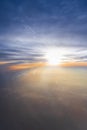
[45,48,62,66]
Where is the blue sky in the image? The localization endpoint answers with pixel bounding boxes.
[0,0,87,63]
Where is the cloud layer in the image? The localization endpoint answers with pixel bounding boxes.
[0,0,87,64]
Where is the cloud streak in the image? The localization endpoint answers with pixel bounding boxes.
[0,0,87,66]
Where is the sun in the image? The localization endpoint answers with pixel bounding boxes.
[45,48,62,66]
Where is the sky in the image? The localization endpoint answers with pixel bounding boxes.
[0,0,87,65]
[0,1,87,129]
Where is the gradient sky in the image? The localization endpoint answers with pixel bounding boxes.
[1,1,87,129]
[0,0,87,64]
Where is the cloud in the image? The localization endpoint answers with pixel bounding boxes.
[8,62,45,70]
[0,0,87,65]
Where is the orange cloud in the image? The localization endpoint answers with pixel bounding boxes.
[61,62,87,67]
[8,62,46,71]
[0,61,9,65]
[1,61,87,71]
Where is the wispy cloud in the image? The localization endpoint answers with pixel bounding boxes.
[0,0,87,66]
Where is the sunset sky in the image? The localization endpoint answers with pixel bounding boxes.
[0,1,87,130]
[0,0,87,66]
